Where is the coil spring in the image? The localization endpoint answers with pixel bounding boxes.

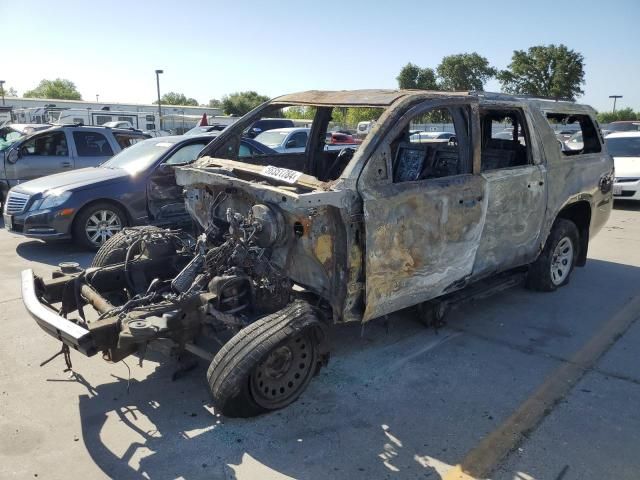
[217,277,250,314]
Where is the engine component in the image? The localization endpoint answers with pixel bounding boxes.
[250,204,286,248]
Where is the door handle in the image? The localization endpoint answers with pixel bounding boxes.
[61,161,72,168]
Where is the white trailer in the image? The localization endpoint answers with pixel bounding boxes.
[53,108,159,130]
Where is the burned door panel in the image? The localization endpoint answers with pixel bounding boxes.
[361,174,486,321]
[472,166,547,276]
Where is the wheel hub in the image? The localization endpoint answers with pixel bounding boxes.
[550,236,573,286]
[249,331,317,409]
[85,209,122,245]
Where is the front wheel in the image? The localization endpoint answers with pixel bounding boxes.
[72,202,127,251]
[526,218,579,292]
[206,300,328,418]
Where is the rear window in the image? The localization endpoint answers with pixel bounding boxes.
[114,133,146,149]
[546,113,601,155]
[73,131,114,156]
[606,136,640,157]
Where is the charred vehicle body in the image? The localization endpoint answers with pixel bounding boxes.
[22,90,613,417]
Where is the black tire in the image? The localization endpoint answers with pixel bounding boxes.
[526,218,579,292]
[92,226,163,267]
[207,300,328,418]
[73,202,128,251]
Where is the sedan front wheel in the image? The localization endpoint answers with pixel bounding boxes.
[73,202,127,251]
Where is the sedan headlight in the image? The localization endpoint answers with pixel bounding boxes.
[29,190,72,211]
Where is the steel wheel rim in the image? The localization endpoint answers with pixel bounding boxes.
[550,236,573,286]
[85,209,123,246]
[249,330,317,409]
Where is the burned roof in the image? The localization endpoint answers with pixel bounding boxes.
[271,89,589,111]
[272,89,472,107]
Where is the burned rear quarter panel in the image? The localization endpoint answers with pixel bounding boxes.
[529,106,613,245]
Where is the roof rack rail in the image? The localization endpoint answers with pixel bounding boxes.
[471,91,575,103]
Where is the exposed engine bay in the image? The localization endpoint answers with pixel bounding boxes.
[34,203,313,364]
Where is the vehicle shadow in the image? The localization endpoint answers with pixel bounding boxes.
[613,199,640,211]
[75,259,640,480]
[15,239,94,268]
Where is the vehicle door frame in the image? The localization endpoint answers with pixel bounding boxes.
[357,97,486,321]
[146,139,209,224]
[469,102,549,279]
[69,128,117,170]
[9,128,74,184]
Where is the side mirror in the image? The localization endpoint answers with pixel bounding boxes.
[7,148,19,164]
[285,139,297,149]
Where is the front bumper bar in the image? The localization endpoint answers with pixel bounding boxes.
[21,269,97,357]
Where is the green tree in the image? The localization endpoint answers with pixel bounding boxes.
[597,108,639,124]
[436,53,496,91]
[396,63,438,90]
[497,44,585,100]
[208,98,222,108]
[283,106,316,120]
[2,86,18,97]
[221,91,269,116]
[23,78,82,100]
[154,92,198,106]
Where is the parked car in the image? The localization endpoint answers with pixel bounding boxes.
[3,135,276,249]
[607,121,640,133]
[326,131,361,145]
[23,90,612,419]
[564,131,584,150]
[607,131,640,200]
[356,120,375,137]
[184,124,227,136]
[1,125,148,205]
[244,118,294,139]
[143,129,173,137]
[102,120,136,129]
[409,131,456,143]
[255,127,310,153]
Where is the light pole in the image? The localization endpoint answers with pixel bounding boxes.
[96,94,99,103]
[609,95,622,114]
[0,80,5,106]
[155,69,164,130]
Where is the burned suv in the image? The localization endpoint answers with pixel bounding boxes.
[22,90,613,417]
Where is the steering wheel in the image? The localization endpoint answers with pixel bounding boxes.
[326,147,355,181]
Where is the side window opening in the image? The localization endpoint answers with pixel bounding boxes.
[392,107,467,183]
[206,104,380,182]
[165,143,207,165]
[73,131,114,156]
[480,109,531,171]
[546,112,601,156]
[22,132,68,156]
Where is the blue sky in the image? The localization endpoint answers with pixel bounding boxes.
[3,0,639,111]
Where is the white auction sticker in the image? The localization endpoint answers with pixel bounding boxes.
[261,165,302,184]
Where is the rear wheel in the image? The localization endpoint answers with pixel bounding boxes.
[206,300,327,417]
[73,202,127,251]
[526,218,579,292]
